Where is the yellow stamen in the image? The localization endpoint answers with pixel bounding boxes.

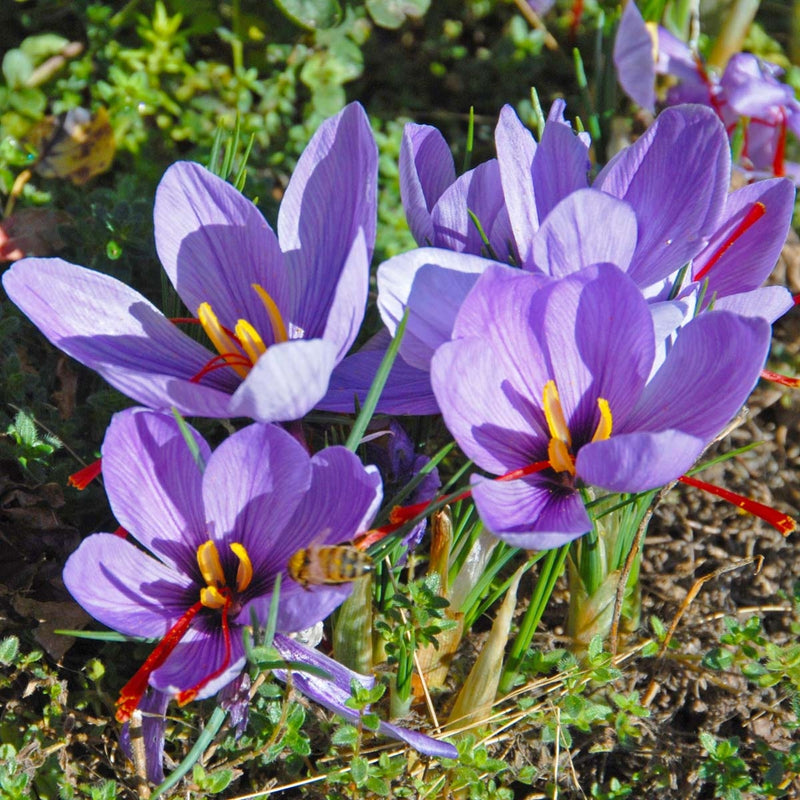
[548,438,575,475]
[252,283,289,344]
[197,540,225,589]
[235,318,268,364]
[230,542,253,592]
[591,398,613,442]
[197,303,250,378]
[645,21,659,62]
[542,380,572,448]
[200,585,227,609]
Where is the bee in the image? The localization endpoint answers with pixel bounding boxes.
[287,545,373,590]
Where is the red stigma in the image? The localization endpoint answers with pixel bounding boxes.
[761,368,800,389]
[115,600,203,723]
[569,0,584,40]
[190,352,253,383]
[694,201,766,283]
[679,474,796,536]
[68,458,102,490]
[772,109,787,178]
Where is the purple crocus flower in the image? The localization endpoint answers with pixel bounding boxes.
[430,264,771,546]
[2,103,377,423]
[63,408,456,767]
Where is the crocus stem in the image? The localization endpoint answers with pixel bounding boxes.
[708,0,759,69]
[498,543,570,694]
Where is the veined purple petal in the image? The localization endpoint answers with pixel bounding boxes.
[149,623,247,701]
[613,0,656,112]
[377,248,491,370]
[153,161,288,336]
[623,310,770,439]
[2,258,238,416]
[320,229,369,359]
[317,331,440,416]
[102,408,210,575]
[471,474,591,547]
[713,286,793,323]
[595,105,730,286]
[227,338,338,423]
[721,53,795,118]
[63,533,194,639]
[430,159,509,257]
[495,104,538,266]
[202,422,311,575]
[531,189,638,276]
[119,689,169,784]
[692,178,795,297]
[531,100,591,224]
[272,634,458,759]
[577,429,705,492]
[279,103,378,330]
[400,123,457,245]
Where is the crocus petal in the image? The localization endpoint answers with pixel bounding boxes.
[595,105,730,286]
[721,53,795,117]
[149,624,247,701]
[102,408,211,575]
[202,422,311,573]
[2,258,238,416]
[531,189,638,276]
[317,331,440,416]
[530,99,591,225]
[430,160,509,257]
[119,689,169,784]
[63,533,194,639]
[227,338,339,423]
[713,286,793,322]
[576,429,705,492]
[623,310,770,439]
[471,474,591,547]
[320,229,369,359]
[272,634,458,759]
[153,161,287,335]
[613,0,656,112]
[377,248,491,370]
[495,104,538,266]
[399,123,457,245]
[692,177,795,297]
[279,103,378,329]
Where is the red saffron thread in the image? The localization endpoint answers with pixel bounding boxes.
[190,352,252,383]
[68,458,102,490]
[772,109,787,178]
[679,474,796,536]
[761,368,800,389]
[694,202,766,283]
[116,600,204,723]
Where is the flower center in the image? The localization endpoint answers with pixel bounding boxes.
[114,539,254,722]
[192,283,289,382]
[542,379,612,475]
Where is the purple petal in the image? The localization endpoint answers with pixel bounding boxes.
[713,286,793,323]
[623,310,770,439]
[431,160,509,257]
[279,103,378,330]
[531,189,638,276]
[317,331,440,416]
[531,100,591,224]
[228,338,339,423]
[153,161,288,336]
[102,408,210,574]
[471,474,591,547]
[119,689,169,784]
[595,105,730,286]
[399,123,456,245]
[721,54,795,118]
[692,177,795,297]
[577,429,705,492]
[2,258,237,416]
[149,623,247,701]
[63,533,194,639]
[272,634,458,759]
[613,0,656,111]
[495,104,538,266]
[377,248,491,369]
[202,422,311,573]
[320,229,369,359]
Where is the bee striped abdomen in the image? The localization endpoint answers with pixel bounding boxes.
[287,545,373,589]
